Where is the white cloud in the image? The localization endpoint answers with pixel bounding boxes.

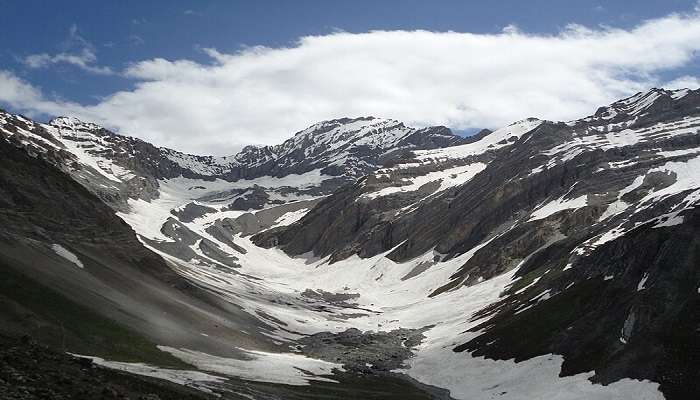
[22,25,113,75]
[23,48,113,75]
[665,75,700,89]
[0,71,81,117]
[3,11,700,155]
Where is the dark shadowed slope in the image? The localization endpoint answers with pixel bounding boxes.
[0,138,275,361]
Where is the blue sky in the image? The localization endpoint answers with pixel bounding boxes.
[1,1,700,154]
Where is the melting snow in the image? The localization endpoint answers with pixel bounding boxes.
[529,195,587,221]
[637,273,650,291]
[158,346,342,386]
[271,208,309,228]
[654,215,684,227]
[79,355,224,393]
[51,244,84,268]
[364,162,487,199]
[416,119,543,161]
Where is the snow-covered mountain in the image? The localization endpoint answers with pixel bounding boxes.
[163,117,462,176]
[255,88,700,397]
[0,112,465,211]
[1,88,699,400]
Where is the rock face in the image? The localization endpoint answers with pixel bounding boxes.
[254,88,700,398]
[459,209,700,399]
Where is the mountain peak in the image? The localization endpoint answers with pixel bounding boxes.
[576,87,699,126]
[49,116,104,133]
[606,87,694,116]
[291,116,401,140]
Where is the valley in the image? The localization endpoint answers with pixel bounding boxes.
[1,88,699,399]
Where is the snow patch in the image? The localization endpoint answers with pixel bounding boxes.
[416,119,542,161]
[529,195,587,221]
[271,208,310,228]
[159,346,342,386]
[637,273,650,291]
[364,162,487,199]
[51,244,84,268]
[80,355,224,393]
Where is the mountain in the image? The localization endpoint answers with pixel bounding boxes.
[0,111,467,399]
[255,88,700,398]
[0,127,278,366]
[168,117,464,181]
[0,113,465,210]
[1,88,699,400]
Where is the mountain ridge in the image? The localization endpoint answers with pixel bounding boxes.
[252,86,700,397]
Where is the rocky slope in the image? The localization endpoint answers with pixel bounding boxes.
[0,335,217,400]
[0,136,282,362]
[1,88,698,400]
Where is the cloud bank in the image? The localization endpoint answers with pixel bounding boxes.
[3,11,700,155]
